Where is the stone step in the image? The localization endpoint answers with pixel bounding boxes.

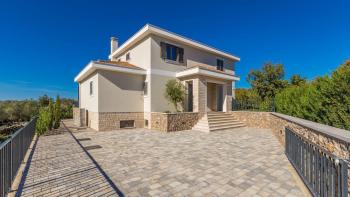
[210,124,246,131]
[208,116,237,121]
[207,113,232,117]
[209,121,244,127]
[208,119,240,124]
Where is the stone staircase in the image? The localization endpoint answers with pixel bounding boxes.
[192,112,245,132]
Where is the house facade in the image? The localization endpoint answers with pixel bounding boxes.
[74,24,240,131]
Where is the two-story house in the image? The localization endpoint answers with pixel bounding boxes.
[74,24,241,131]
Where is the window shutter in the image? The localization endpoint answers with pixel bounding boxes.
[178,48,184,63]
[160,42,166,59]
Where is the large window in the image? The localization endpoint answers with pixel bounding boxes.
[217,59,224,71]
[160,42,184,63]
[89,81,93,95]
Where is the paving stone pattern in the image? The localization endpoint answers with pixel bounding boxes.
[73,126,306,197]
[18,127,119,197]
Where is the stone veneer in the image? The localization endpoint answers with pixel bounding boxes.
[98,112,144,131]
[151,112,199,132]
[73,108,144,131]
[231,111,350,194]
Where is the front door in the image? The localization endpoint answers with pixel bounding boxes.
[187,82,193,112]
[217,85,223,111]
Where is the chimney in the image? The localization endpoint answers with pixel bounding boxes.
[110,37,118,54]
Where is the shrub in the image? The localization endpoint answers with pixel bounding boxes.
[164,79,185,112]
[36,108,51,135]
[275,60,350,130]
[48,100,54,130]
[53,95,61,129]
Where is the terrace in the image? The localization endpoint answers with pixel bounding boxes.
[1,112,349,197]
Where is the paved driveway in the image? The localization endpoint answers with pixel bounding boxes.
[72,125,307,197]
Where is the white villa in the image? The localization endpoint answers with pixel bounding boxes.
[73,24,244,131]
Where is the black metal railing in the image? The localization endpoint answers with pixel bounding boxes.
[0,117,37,197]
[285,127,349,197]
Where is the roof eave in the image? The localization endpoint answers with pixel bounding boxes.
[176,67,240,81]
[74,61,146,83]
[109,24,240,61]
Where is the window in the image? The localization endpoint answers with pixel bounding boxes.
[89,81,93,95]
[217,59,224,71]
[120,120,135,128]
[126,52,130,61]
[143,82,148,96]
[160,42,184,63]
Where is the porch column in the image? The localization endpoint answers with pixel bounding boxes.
[223,82,232,112]
[193,77,207,113]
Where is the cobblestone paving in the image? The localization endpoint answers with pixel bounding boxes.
[72,125,307,197]
[18,126,119,196]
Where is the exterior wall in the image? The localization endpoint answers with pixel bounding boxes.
[73,107,85,126]
[150,35,236,74]
[150,74,177,112]
[79,72,99,112]
[112,37,152,125]
[98,112,144,131]
[87,111,99,130]
[151,112,199,132]
[112,37,152,70]
[98,70,144,112]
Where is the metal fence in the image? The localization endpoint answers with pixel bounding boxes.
[0,117,37,197]
[285,127,349,197]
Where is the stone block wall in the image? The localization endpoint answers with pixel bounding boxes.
[231,111,350,158]
[98,112,144,131]
[151,112,199,132]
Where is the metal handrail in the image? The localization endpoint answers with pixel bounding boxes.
[285,127,348,197]
[0,117,37,197]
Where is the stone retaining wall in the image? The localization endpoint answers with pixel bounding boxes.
[151,112,199,132]
[231,111,350,194]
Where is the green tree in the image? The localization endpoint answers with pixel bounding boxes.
[290,74,306,86]
[164,79,185,112]
[247,63,288,99]
[275,60,350,130]
[48,99,54,130]
[53,95,61,129]
[39,94,50,107]
[36,108,51,135]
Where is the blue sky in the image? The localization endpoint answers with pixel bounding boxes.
[0,0,349,100]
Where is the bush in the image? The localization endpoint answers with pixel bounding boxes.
[53,96,61,129]
[275,60,350,130]
[48,100,54,130]
[36,108,51,135]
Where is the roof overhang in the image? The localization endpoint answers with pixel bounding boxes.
[109,24,240,61]
[176,67,240,81]
[74,61,146,82]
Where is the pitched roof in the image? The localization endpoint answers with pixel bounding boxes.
[109,24,240,61]
[74,60,146,82]
[94,60,145,70]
